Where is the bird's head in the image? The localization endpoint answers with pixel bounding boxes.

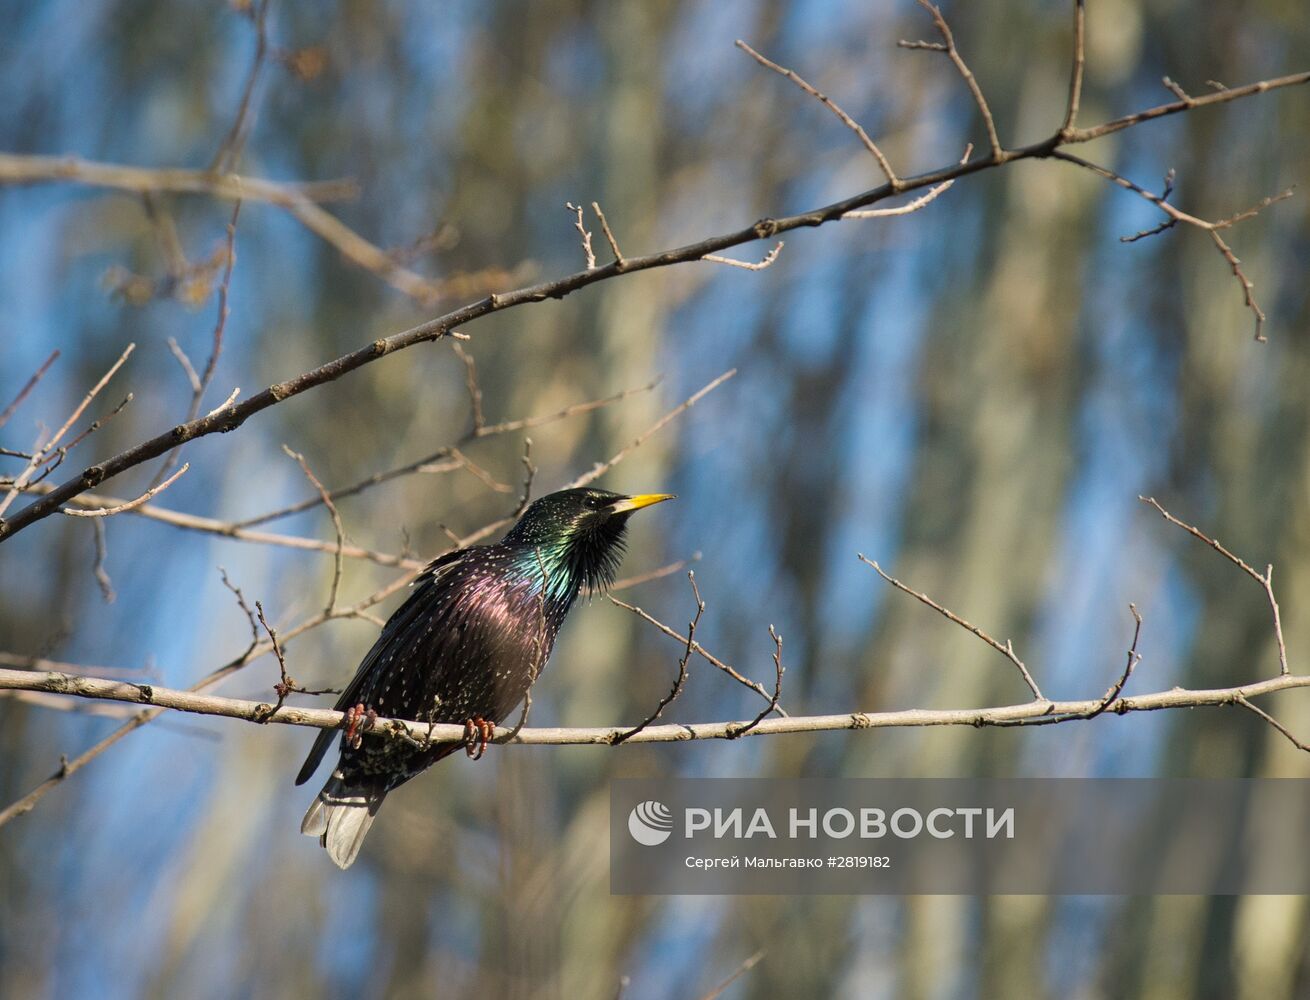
[504,488,675,594]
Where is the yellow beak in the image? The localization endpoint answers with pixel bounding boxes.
[609,493,676,513]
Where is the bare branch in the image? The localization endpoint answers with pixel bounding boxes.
[10,664,1310,750]
[1066,71,1310,144]
[25,480,422,568]
[0,152,357,203]
[1051,152,1290,340]
[219,566,261,661]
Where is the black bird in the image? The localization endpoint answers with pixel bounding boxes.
[297,487,674,868]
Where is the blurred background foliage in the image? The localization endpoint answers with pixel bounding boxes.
[1,0,1309,997]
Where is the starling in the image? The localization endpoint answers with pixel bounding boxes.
[296,487,674,868]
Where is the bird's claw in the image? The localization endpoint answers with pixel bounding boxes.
[344,703,377,749]
[464,717,494,760]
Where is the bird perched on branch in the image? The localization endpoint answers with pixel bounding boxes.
[296,487,674,868]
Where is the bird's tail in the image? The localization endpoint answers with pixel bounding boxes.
[301,770,388,870]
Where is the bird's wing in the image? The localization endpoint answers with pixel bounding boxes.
[293,548,470,786]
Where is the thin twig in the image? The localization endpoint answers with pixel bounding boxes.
[90,518,115,603]
[210,0,271,174]
[609,595,786,714]
[165,338,202,393]
[54,393,132,459]
[1140,496,1288,676]
[1212,187,1295,230]
[727,625,785,739]
[1235,696,1310,754]
[702,242,784,271]
[566,202,596,270]
[698,951,767,1000]
[1120,169,1178,243]
[205,387,241,417]
[253,600,293,722]
[61,464,189,518]
[0,154,486,304]
[1081,604,1143,722]
[452,343,485,432]
[860,555,1045,700]
[602,552,701,594]
[0,350,59,430]
[736,39,897,186]
[283,446,345,612]
[566,370,736,489]
[845,143,972,218]
[234,377,658,527]
[151,201,241,488]
[1161,76,1193,103]
[592,202,624,265]
[514,438,537,518]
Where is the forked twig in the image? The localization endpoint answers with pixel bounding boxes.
[613,572,703,744]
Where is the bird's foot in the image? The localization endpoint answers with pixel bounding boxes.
[463,716,494,760]
[344,703,377,749]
